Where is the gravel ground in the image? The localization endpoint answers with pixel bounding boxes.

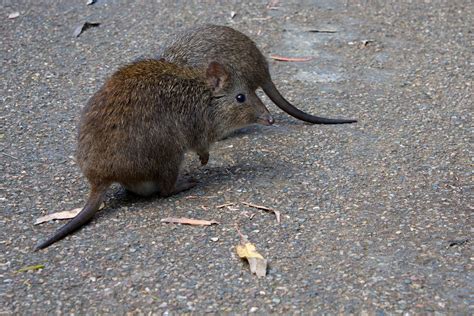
[1,0,472,314]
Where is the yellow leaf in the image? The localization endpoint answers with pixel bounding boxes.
[17,264,45,273]
[236,242,264,259]
[236,242,267,278]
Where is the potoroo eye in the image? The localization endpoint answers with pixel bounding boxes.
[235,94,246,103]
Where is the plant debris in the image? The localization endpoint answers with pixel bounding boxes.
[161,217,219,226]
[8,12,20,19]
[242,202,281,223]
[34,203,105,225]
[216,203,235,209]
[1,152,18,160]
[448,238,469,247]
[270,55,312,62]
[361,40,374,46]
[307,29,337,33]
[185,195,217,200]
[17,264,45,273]
[73,21,100,37]
[241,211,256,220]
[235,225,267,278]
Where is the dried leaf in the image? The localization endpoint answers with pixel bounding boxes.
[270,55,312,62]
[161,217,219,226]
[242,202,281,223]
[236,242,267,278]
[361,40,374,46]
[448,238,469,247]
[73,21,100,37]
[35,208,81,225]
[307,29,337,33]
[17,264,45,273]
[236,242,263,259]
[8,12,20,19]
[34,203,105,225]
[248,257,268,278]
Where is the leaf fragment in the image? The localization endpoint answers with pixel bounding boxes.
[361,39,374,46]
[236,242,264,259]
[34,208,81,225]
[270,55,312,62]
[17,264,45,273]
[73,21,100,37]
[307,29,337,33]
[236,242,267,278]
[34,203,105,225]
[8,12,20,19]
[448,238,469,247]
[161,217,219,226]
[242,202,281,223]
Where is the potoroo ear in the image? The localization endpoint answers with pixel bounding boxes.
[206,62,229,93]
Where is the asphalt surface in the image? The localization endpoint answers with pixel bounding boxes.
[1,1,472,314]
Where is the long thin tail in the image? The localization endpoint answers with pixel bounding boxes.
[262,81,357,124]
[35,185,107,250]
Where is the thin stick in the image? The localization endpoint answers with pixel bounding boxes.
[235,223,247,244]
[270,55,312,62]
[216,203,234,209]
[242,202,272,211]
[1,152,18,160]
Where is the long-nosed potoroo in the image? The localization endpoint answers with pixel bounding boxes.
[35,59,274,250]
